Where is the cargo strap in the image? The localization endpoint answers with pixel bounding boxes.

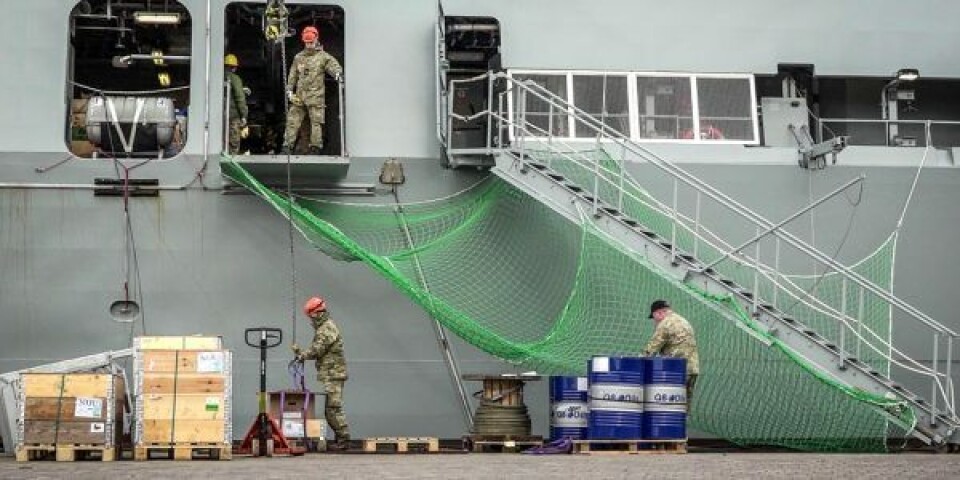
[53,374,66,445]
[286,359,313,441]
[170,350,180,444]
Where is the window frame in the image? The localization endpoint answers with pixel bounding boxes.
[507,69,759,146]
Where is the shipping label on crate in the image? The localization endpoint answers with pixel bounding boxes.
[75,397,104,419]
[196,352,225,373]
[90,422,105,433]
[282,419,305,438]
[205,396,221,412]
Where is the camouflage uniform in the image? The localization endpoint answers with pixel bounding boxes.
[643,311,700,403]
[296,311,350,444]
[283,46,342,152]
[226,69,248,154]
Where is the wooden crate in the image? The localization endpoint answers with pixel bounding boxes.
[135,336,223,351]
[17,373,125,460]
[133,347,232,449]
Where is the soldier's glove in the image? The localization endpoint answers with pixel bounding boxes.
[240,118,247,127]
[286,90,297,103]
[242,87,252,96]
[335,73,343,83]
[291,343,302,355]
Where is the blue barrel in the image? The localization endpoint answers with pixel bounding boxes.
[587,356,646,439]
[549,376,589,441]
[643,357,688,439]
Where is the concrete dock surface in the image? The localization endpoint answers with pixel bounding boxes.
[1,452,959,479]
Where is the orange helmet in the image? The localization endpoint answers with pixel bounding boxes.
[303,296,326,316]
[301,26,319,43]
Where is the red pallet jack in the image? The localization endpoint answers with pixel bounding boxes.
[235,327,306,457]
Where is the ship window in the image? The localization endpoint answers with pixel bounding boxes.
[696,77,756,141]
[572,74,629,138]
[66,1,192,159]
[224,3,346,155]
[635,76,693,140]
[512,73,569,137]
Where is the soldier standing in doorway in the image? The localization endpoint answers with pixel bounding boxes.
[292,296,351,450]
[224,54,248,154]
[282,26,343,155]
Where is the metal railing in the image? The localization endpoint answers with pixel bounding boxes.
[447,72,959,426]
[818,118,960,148]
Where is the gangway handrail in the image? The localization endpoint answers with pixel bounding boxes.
[467,72,958,338]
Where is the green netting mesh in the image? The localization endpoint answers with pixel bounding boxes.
[538,147,896,374]
[222,155,913,452]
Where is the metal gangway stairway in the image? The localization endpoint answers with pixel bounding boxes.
[445,72,960,448]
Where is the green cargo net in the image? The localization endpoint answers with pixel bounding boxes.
[222,154,913,452]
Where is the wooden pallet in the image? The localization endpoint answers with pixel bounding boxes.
[465,435,543,453]
[572,439,687,455]
[15,443,116,462]
[361,437,439,453]
[134,442,232,461]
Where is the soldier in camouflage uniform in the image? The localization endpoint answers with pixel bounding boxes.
[283,26,343,155]
[292,296,351,450]
[642,299,700,404]
[224,54,248,155]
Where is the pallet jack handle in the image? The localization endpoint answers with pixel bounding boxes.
[245,327,283,456]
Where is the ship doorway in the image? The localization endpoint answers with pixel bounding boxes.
[67,0,193,158]
[224,3,345,156]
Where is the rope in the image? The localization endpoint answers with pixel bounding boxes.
[469,383,532,436]
[281,33,299,348]
[265,1,299,347]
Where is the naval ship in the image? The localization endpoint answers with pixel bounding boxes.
[2,0,960,453]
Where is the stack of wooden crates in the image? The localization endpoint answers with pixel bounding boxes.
[133,336,232,460]
[16,372,125,462]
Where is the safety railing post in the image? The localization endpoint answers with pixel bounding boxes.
[670,178,678,262]
[932,333,940,426]
[518,88,527,169]
[339,79,346,157]
[752,227,760,315]
[947,336,955,412]
[772,237,781,310]
[926,119,933,148]
[592,135,601,217]
[693,192,702,260]
[446,81,455,154]
[548,103,554,150]
[486,75,494,154]
[617,142,627,212]
[497,92,505,150]
[856,287,865,361]
[223,79,231,153]
[839,278,848,369]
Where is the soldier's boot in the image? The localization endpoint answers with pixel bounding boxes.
[330,433,350,451]
[307,144,322,155]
